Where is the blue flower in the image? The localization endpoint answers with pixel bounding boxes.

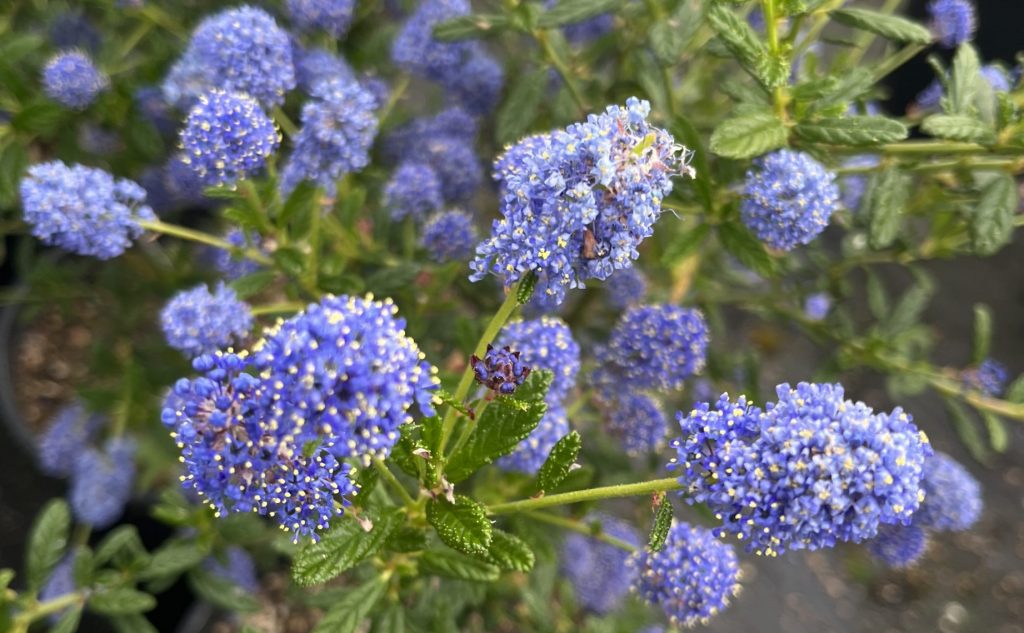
[915,79,945,111]
[804,292,831,321]
[472,344,530,395]
[280,77,378,195]
[961,358,1008,397]
[50,12,100,53]
[208,229,264,281]
[592,305,708,394]
[421,210,478,263]
[497,404,570,474]
[928,0,975,48]
[180,90,280,188]
[39,554,77,623]
[287,0,356,37]
[204,547,259,592]
[135,86,177,137]
[840,155,879,212]
[671,383,932,556]
[160,283,254,358]
[385,162,444,222]
[741,150,839,251]
[42,50,108,110]
[603,391,666,455]
[391,0,472,82]
[70,438,136,529]
[471,98,690,306]
[37,402,104,478]
[560,513,641,613]
[630,521,741,627]
[382,109,482,202]
[867,524,928,568]
[605,267,647,309]
[914,452,982,532]
[497,317,581,402]
[293,46,356,93]
[440,47,504,115]
[545,0,614,43]
[981,65,1012,93]
[20,161,155,259]
[917,65,1008,111]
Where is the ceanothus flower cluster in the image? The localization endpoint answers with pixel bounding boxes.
[209,229,264,281]
[383,108,483,202]
[160,283,254,358]
[928,0,975,48]
[605,391,667,455]
[471,98,690,306]
[560,513,641,613]
[961,358,1008,397]
[914,451,982,532]
[204,547,260,593]
[471,345,530,395]
[496,404,569,474]
[741,150,839,251]
[287,0,356,38]
[20,161,155,259]
[497,317,581,403]
[630,521,742,627]
[867,523,929,568]
[385,162,444,222]
[293,46,356,92]
[671,383,932,556]
[162,295,438,540]
[37,402,103,477]
[421,210,478,263]
[605,267,648,309]
[70,438,137,529]
[42,50,108,109]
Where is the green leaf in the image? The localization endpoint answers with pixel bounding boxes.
[292,509,403,587]
[946,398,989,463]
[884,274,933,335]
[0,142,28,208]
[445,372,551,483]
[920,114,995,144]
[496,68,547,145]
[433,13,512,41]
[427,496,492,557]
[273,246,307,277]
[187,568,260,612]
[669,116,713,211]
[229,271,275,300]
[662,224,711,267]
[385,526,428,553]
[1005,375,1024,403]
[516,270,540,306]
[538,0,619,28]
[830,8,932,44]
[794,116,908,145]
[11,98,67,137]
[947,45,981,116]
[864,165,911,249]
[717,222,773,276]
[709,112,787,159]
[648,499,674,552]
[278,180,318,238]
[419,549,501,582]
[971,304,992,365]
[311,578,387,633]
[982,412,1009,453]
[137,540,207,583]
[650,1,701,67]
[95,526,148,568]
[707,4,774,86]
[73,547,94,587]
[50,606,82,633]
[535,430,582,494]
[26,499,70,590]
[484,530,535,572]
[109,614,159,633]
[865,271,888,320]
[88,587,156,615]
[373,605,406,633]
[810,68,875,113]
[969,172,1017,256]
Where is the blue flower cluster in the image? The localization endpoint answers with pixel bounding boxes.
[165,6,295,108]
[804,292,831,321]
[605,268,648,309]
[545,0,614,43]
[50,11,99,52]
[180,90,280,188]
[383,108,482,203]
[280,77,379,195]
[671,383,932,556]
[914,451,982,532]
[160,283,254,357]
[385,162,444,222]
[204,547,259,593]
[293,46,356,93]
[287,0,356,37]
[496,404,569,474]
[605,391,667,455]
[70,438,137,529]
[471,98,689,306]
[840,155,879,212]
[928,0,975,48]
[163,295,437,540]
[20,161,155,259]
[40,554,77,621]
[867,524,929,568]
[209,229,264,281]
[961,358,1008,397]
[471,344,530,395]
[42,50,108,110]
[37,402,103,477]
[741,150,839,251]
[630,521,742,627]
[497,317,581,402]
[421,210,478,263]
[560,513,641,613]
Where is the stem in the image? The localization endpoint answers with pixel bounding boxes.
[12,591,85,628]
[831,141,1018,156]
[844,0,904,68]
[378,74,410,127]
[252,302,307,316]
[487,477,683,515]
[535,30,588,115]
[870,43,926,85]
[762,0,788,121]
[138,220,273,266]
[523,511,638,552]
[374,458,416,507]
[272,107,300,138]
[115,20,153,61]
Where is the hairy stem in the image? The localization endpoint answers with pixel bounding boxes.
[138,219,273,265]
[252,302,308,316]
[374,458,416,507]
[487,477,682,515]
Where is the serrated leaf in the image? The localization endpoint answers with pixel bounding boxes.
[433,13,512,41]
[946,398,989,463]
[312,578,387,633]
[947,45,981,116]
[419,549,501,582]
[538,0,619,28]
[982,412,1008,453]
[709,112,787,159]
[795,116,908,145]
[88,587,156,615]
[229,270,275,299]
[707,4,772,85]
[865,271,888,320]
[884,275,933,335]
[292,510,403,587]
[648,499,674,551]
[26,499,70,590]
[187,568,260,612]
[385,526,427,553]
[864,166,910,249]
[484,530,535,572]
[717,222,773,276]
[1005,375,1024,403]
[95,526,148,568]
[373,605,406,633]
[109,613,158,633]
[969,172,1017,256]
[831,8,932,44]
[273,246,307,276]
[137,540,207,583]
[496,69,547,145]
[972,304,992,365]
[50,605,82,633]
[534,430,582,494]
[811,68,875,113]
[427,496,492,557]
[516,270,539,306]
[920,114,995,144]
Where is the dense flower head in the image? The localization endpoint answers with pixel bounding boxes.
[604,391,667,454]
[42,50,108,110]
[471,98,689,305]
[440,48,504,115]
[385,162,443,221]
[391,0,472,81]
[630,521,741,627]
[560,513,641,613]
[867,524,928,568]
[671,383,932,556]
[382,108,482,202]
[961,359,1008,397]
[163,295,437,540]
[135,86,177,137]
[160,283,254,357]
[741,150,839,251]
[472,344,530,395]
[204,547,259,592]
[545,0,614,43]
[50,12,100,52]
[804,292,831,321]
[280,77,379,195]
[421,210,478,263]
[287,0,356,37]
[928,0,975,48]
[20,161,155,259]
[210,229,264,281]
[39,554,77,622]
[914,452,982,531]
[293,47,356,92]
[605,267,648,309]
[37,402,104,477]
[172,6,295,108]
[384,107,478,155]
[840,155,879,212]
[915,79,945,111]
[70,438,137,529]
[497,317,580,402]
[497,404,569,474]
[592,305,709,394]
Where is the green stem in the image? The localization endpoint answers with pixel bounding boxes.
[522,511,638,552]
[272,107,300,138]
[374,458,416,507]
[252,302,307,316]
[487,477,682,515]
[835,157,1024,174]
[762,0,788,121]
[12,591,85,628]
[378,74,410,127]
[535,30,588,115]
[138,219,273,265]
[115,20,154,61]
[831,141,1018,156]
[844,0,904,68]
[870,43,926,85]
